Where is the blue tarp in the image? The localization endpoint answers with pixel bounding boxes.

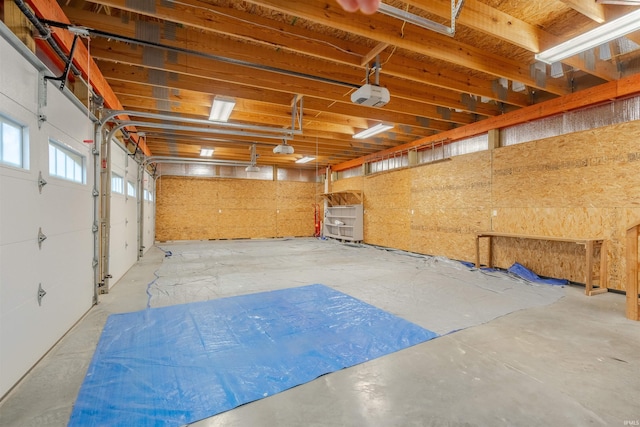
[507,262,568,286]
[68,284,437,427]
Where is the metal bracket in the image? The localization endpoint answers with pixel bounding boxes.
[37,283,47,306]
[38,227,47,249]
[43,34,81,91]
[378,0,465,37]
[38,171,48,193]
[37,72,48,129]
[92,222,99,233]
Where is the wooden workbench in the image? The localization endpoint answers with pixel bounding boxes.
[475,232,608,296]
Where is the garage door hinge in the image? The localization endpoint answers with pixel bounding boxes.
[38,227,47,249]
[38,171,48,193]
[37,283,47,306]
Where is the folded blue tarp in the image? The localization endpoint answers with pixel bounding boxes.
[68,284,437,427]
[507,262,568,286]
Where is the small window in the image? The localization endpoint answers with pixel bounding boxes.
[143,189,154,202]
[127,181,136,197]
[0,115,28,168]
[112,173,124,194]
[49,140,84,183]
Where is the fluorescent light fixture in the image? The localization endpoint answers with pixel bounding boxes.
[200,148,214,157]
[295,156,315,164]
[535,9,640,64]
[377,1,464,37]
[353,123,393,139]
[245,165,260,172]
[209,95,236,122]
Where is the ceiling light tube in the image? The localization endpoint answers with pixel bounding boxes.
[295,156,315,164]
[200,148,214,157]
[535,9,640,64]
[209,95,236,122]
[353,123,393,139]
[378,3,451,35]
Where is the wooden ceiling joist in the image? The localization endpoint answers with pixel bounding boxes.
[7,0,639,169]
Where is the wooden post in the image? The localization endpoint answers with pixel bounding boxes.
[585,240,594,295]
[488,129,500,150]
[626,225,639,320]
[4,0,36,53]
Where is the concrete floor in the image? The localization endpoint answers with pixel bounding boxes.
[0,238,638,426]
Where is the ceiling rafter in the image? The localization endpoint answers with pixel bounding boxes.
[402,0,618,81]
[241,0,570,96]
[8,0,639,168]
[559,0,607,22]
[64,4,529,107]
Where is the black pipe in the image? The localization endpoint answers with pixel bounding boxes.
[13,0,82,78]
[37,18,359,90]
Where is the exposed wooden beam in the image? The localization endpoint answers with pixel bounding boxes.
[86,33,499,117]
[559,0,606,23]
[105,67,468,135]
[92,48,486,129]
[333,72,640,171]
[243,0,570,95]
[360,42,389,67]
[401,0,618,81]
[70,1,531,107]
[64,5,528,110]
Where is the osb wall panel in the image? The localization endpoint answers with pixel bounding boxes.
[331,122,638,291]
[156,177,316,241]
[330,176,364,193]
[363,169,411,251]
[276,181,320,237]
[410,208,490,262]
[491,121,640,290]
[409,152,492,260]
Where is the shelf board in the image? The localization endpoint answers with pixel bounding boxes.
[319,190,363,206]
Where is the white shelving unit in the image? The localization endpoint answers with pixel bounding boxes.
[324,204,363,242]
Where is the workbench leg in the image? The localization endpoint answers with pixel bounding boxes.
[626,227,639,320]
[475,236,480,268]
[588,241,608,296]
[585,240,594,296]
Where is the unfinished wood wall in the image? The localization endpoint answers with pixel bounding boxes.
[365,169,412,251]
[339,120,640,291]
[156,177,317,241]
[331,176,364,193]
[409,152,493,262]
[491,121,640,290]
